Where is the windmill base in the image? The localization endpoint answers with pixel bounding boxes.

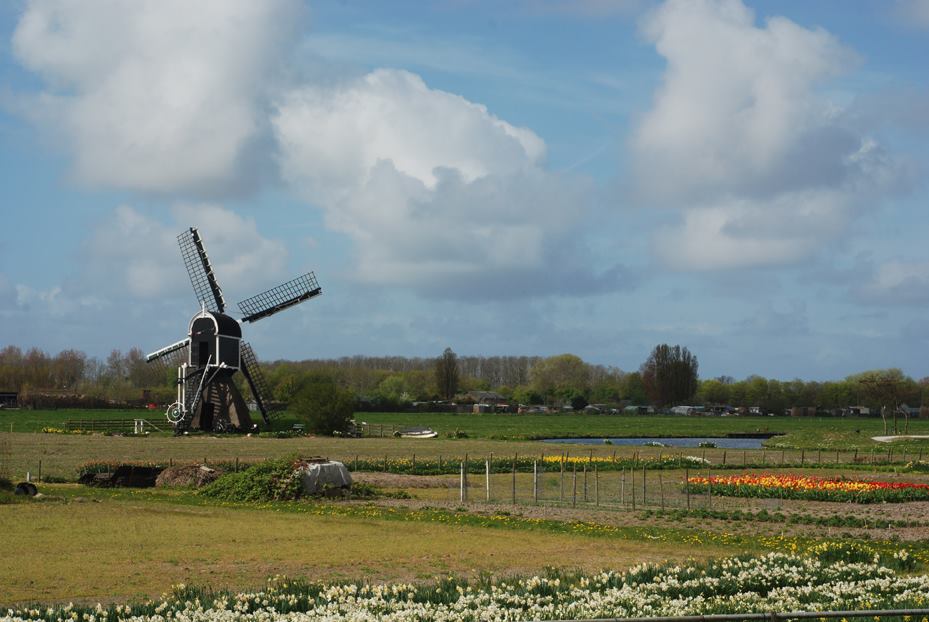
[190,378,254,432]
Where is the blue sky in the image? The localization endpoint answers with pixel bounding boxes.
[1,0,928,381]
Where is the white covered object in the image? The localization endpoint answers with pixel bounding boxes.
[297,461,352,494]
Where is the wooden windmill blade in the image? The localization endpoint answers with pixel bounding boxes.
[177,227,226,313]
[239,342,279,424]
[145,338,190,368]
[237,272,321,323]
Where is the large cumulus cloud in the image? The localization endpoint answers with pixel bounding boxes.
[12,0,302,196]
[633,0,903,270]
[273,69,623,297]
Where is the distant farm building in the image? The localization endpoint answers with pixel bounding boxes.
[0,392,17,408]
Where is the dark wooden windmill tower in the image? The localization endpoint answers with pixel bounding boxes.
[146,228,321,432]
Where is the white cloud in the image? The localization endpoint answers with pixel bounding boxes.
[85,204,288,303]
[274,69,619,297]
[12,0,301,195]
[13,284,103,317]
[632,0,901,271]
[857,260,929,304]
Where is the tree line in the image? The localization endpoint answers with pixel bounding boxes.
[1,343,927,415]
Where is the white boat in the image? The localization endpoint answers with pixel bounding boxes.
[398,428,438,439]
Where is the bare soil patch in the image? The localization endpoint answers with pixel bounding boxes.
[352,471,455,489]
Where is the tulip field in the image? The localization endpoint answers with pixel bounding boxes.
[686,473,929,503]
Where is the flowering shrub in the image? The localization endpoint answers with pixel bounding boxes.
[3,553,928,622]
[686,473,929,503]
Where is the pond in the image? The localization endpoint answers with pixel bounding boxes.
[541,436,773,449]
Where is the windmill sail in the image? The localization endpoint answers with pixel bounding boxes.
[178,227,226,313]
[240,342,279,424]
[145,338,190,367]
[238,272,321,323]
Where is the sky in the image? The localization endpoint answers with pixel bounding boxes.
[1,0,928,381]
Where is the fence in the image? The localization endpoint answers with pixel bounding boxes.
[414,449,928,510]
[63,418,164,433]
[453,458,719,510]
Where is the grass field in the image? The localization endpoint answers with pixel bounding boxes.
[0,485,736,604]
[8,408,929,447]
[358,411,929,447]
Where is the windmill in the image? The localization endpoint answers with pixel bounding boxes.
[146,227,321,432]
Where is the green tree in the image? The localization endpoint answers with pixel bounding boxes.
[435,347,460,400]
[639,344,699,407]
[620,372,648,404]
[530,354,590,404]
[290,374,355,435]
[697,378,729,405]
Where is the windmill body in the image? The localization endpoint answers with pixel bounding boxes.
[146,227,321,433]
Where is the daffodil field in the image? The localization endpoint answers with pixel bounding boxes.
[3,552,928,622]
[686,474,929,503]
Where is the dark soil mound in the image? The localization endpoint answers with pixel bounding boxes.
[156,464,224,488]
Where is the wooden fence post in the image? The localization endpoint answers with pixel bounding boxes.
[722,450,727,466]
[533,461,539,504]
[560,457,565,502]
[595,464,600,506]
[642,465,647,507]
[485,458,491,502]
[235,457,239,473]
[460,462,466,503]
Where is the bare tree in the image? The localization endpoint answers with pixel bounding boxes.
[640,344,699,407]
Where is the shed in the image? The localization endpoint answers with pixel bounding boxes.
[463,391,505,405]
[0,392,17,408]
